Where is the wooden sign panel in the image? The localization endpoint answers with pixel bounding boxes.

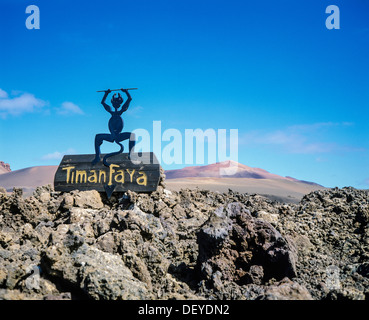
[54,153,160,197]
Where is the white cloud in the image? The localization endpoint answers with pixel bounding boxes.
[56,101,84,115]
[41,151,64,161]
[315,157,329,163]
[0,89,8,98]
[241,122,363,155]
[0,89,47,117]
[0,90,84,118]
[41,148,76,161]
[288,122,354,132]
[126,105,143,117]
[257,130,336,154]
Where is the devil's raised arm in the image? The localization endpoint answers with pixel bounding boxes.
[121,88,132,101]
[101,90,112,113]
[119,89,132,113]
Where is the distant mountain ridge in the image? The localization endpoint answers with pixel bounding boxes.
[165,160,321,186]
[0,166,58,195]
[0,160,322,197]
[0,161,11,174]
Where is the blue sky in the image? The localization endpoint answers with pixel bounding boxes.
[0,0,368,188]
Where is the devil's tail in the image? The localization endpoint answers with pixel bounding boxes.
[103,141,124,167]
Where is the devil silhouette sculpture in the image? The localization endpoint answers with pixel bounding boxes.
[92,88,136,167]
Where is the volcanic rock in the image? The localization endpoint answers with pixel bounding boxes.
[0,184,368,300]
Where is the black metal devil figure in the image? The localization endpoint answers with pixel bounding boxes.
[92,88,137,167]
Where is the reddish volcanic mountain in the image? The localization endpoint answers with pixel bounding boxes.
[0,160,323,201]
[165,160,318,184]
[0,161,11,174]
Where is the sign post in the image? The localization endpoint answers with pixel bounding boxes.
[54,88,161,198]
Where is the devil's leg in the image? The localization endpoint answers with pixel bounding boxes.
[117,132,135,154]
[92,133,114,165]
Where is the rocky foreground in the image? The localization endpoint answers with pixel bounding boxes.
[0,178,368,300]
